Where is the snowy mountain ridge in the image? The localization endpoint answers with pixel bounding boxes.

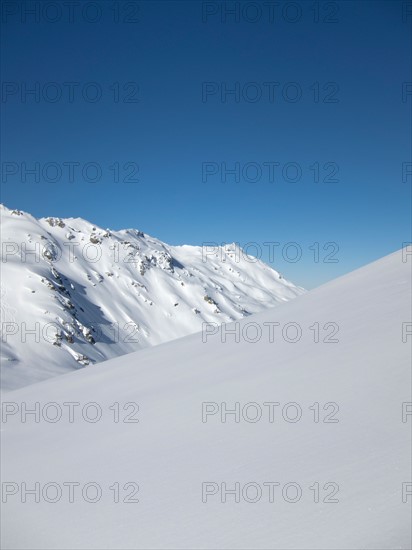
[0,204,304,391]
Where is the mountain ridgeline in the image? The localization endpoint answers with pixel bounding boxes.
[0,205,304,390]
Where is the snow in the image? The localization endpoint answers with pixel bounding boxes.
[0,204,304,391]
[1,248,411,549]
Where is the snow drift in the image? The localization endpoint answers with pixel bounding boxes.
[1,248,411,549]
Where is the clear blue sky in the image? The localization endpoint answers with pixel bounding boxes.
[1,0,411,288]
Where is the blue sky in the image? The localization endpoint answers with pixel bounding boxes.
[1,0,411,288]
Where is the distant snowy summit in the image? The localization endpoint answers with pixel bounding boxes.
[0,204,304,390]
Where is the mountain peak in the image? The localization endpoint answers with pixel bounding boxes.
[0,205,304,391]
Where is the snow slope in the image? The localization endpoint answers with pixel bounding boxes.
[1,249,411,549]
[0,204,303,391]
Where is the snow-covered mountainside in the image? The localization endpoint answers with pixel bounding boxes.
[0,204,304,391]
[1,249,410,549]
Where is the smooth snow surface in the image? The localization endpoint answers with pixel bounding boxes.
[1,249,411,549]
[0,204,303,391]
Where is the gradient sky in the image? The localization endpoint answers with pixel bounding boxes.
[1,0,411,288]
